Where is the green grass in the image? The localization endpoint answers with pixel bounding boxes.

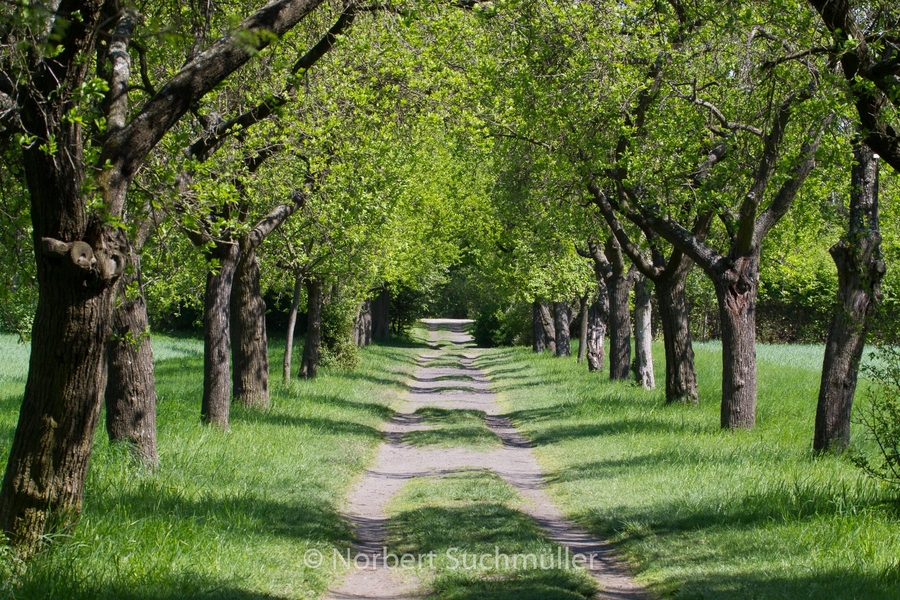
[0,333,423,599]
[402,408,501,451]
[385,470,598,600]
[478,341,900,599]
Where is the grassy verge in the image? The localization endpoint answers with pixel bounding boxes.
[385,470,597,600]
[0,333,422,599]
[477,341,900,599]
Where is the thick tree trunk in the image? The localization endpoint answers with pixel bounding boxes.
[300,279,323,379]
[0,138,128,552]
[608,269,634,380]
[633,276,655,389]
[538,302,557,355]
[655,272,699,403]
[586,289,608,373]
[354,299,373,347]
[578,295,589,362]
[554,301,571,357]
[532,302,546,353]
[283,272,304,383]
[371,286,390,340]
[105,286,158,469]
[815,143,884,452]
[714,258,759,429]
[231,248,269,409]
[201,244,240,428]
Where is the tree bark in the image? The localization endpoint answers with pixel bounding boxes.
[201,244,240,428]
[554,300,571,357]
[537,302,556,355]
[815,143,884,452]
[578,295,589,362]
[655,269,699,403]
[633,276,655,389]
[714,257,759,429]
[354,299,373,347]
[371,285,390,340]
[608,267,634,380]
[586,283,608,373]
[283,272,304,383]
[105,284,158,469]
[532,301,546,353]
[300,279,323,379]
[231,247,269,409]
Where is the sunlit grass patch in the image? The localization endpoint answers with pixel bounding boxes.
[481,341,900,599]
[402,408,500,451]
[386,470,597,600]
[0,333,419,599]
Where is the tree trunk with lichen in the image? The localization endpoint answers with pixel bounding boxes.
[554,301,571,357]
[231,247,269,409]
[633,276,655,389]
[201,244,240,428]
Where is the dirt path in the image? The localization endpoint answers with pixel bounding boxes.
[324,319,648,600]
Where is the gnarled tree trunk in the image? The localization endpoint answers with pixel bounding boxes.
[554,300,571,357]
[815,143,884,452]
[354,299,373,347]
[300,279,324,379]
[714,257,759,429]
[633,276,655,389]
[201,243,240,428]
[231,247,269,409]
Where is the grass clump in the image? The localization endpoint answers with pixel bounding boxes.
[402,408,501,451]
[0,333,421,599]
[479,341,900,599]
[386,470,597,600]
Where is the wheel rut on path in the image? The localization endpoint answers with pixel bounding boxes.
[324,319,648,600]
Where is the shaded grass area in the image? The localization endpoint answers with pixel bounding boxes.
[0,333,423,599]
[386,470,597,600]
[478,342,900,599]
[402,408,501,451]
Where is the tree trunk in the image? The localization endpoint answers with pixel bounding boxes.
[354,299,373,347]
[578,295,589,362]
[586,287,608,372]
[371,285,390,340]
[714,258,759,429]
[300,279,323,379]
[201,243,240,428]
[105,284,158,469]
[283,272,304,383]
[633,276,655,389]
[231,247,269,409]
[538,302,556,355]
[532,302,546,353]
[608,269,634,380]
[655,271,699,403]
[554,301,571,357]
[815,143,884,452]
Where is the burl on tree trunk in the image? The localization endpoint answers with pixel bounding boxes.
[814,143,884,452]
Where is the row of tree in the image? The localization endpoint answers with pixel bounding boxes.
[0,0,898,561]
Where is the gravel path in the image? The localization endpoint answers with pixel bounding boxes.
[323,319,649,600]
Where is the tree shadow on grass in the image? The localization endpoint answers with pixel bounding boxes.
[430,570,597,600]
[231,409,384,440]
[12,570,298,599]
[402,426,501,451]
